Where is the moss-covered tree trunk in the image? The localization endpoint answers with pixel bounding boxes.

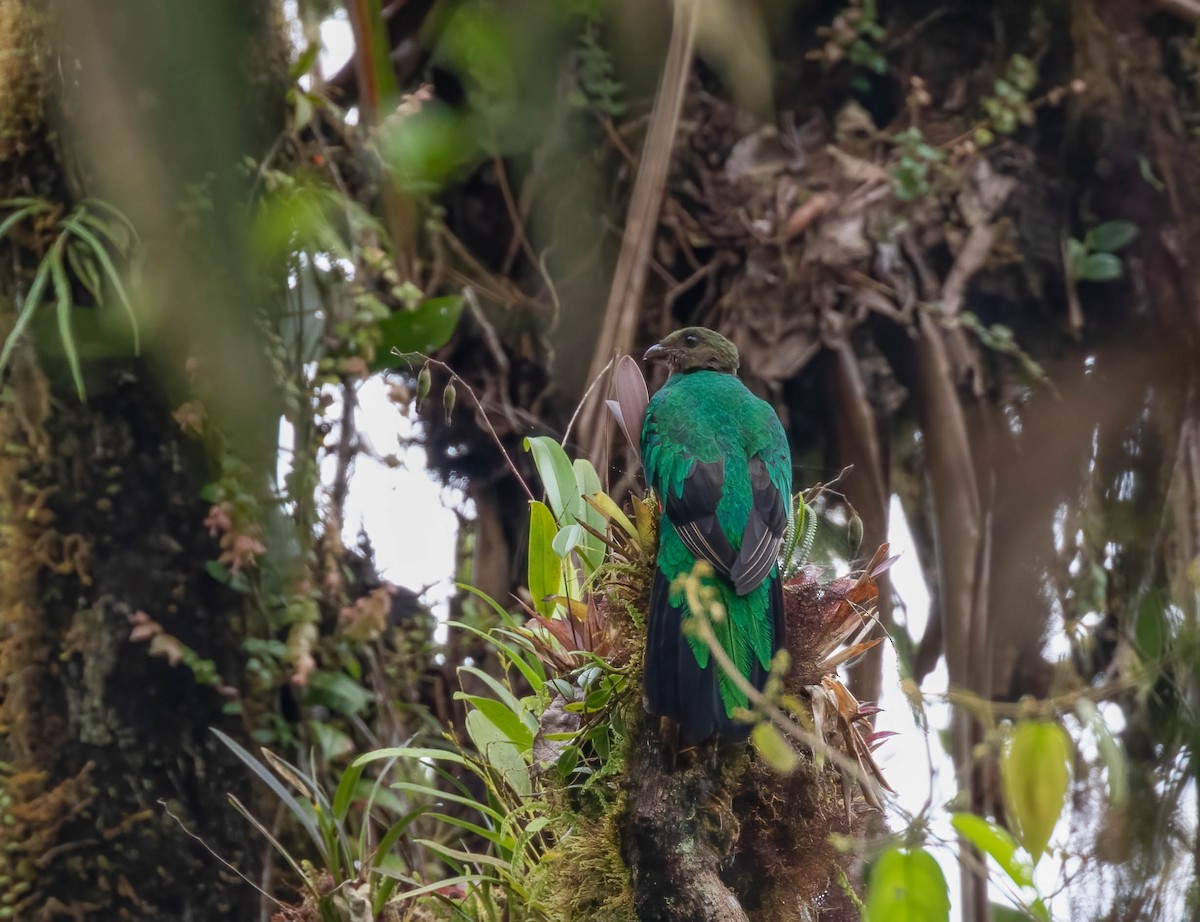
[0,2,287,916]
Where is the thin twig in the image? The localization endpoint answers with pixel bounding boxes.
[398,351,535,502]
[492,153,540,277]
[563,357,614,450]
[159,800,287,910]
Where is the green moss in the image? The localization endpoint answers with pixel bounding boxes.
[533,803,636,922]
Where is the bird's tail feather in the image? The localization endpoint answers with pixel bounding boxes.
[644,569,785,745]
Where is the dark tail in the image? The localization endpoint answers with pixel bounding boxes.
[643,568,785,745]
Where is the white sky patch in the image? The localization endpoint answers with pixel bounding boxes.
[330,376,461,618]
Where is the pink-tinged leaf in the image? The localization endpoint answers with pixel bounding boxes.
[606,400,629,443]
[610,354,649,456]
[864,730,899,750]
[871,553,901,576]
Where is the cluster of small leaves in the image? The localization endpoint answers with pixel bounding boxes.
[569,17,626,118]
[890,127,946,202]
[1067,220,1138,282]
[959,312,1049,384]
[816,0,888,85]
[976,54,1039,146]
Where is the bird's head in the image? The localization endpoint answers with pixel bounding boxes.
[643,327,740,376]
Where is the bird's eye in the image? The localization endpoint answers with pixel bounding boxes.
[684,334,698,347]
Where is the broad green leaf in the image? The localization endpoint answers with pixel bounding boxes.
[1001,720,1072,862]
[306,670,373,717]
[866,847,950,922]
[456,664,532,724]
[465,709,531,799]
[1080,252,1122,282]
[1086,220,1138,253]
[527,500,562,617]
[572,458,606,571]
[751,722,797,774]
[457,695,535,754]
[951,812,1034,888]
[524,436,578,522]
[552,523,583,560]
[1075,698,1128,807]
[373,295,465,367]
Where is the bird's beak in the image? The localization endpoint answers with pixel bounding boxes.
[643,343,665,363]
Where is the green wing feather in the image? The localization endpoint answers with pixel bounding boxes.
[642,371,791,717]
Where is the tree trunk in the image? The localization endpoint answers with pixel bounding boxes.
[0,2,287,917]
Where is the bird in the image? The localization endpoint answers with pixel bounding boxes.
[640,327,792,745]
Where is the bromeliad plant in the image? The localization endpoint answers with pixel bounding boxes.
[217,353,907,920]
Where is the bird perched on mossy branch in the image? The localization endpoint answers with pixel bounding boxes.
[640,327,792,744]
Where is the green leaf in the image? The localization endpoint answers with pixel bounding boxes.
[751,722,797,774]
[1075,698,1128,807]
[309,720,355,762]
[527,500,563,617]
[306,670,373,717]
[951,812,1034,888]
[62,213,141,355]
[290,41,321,79]
[1001,720,1072,862]
[572,459,606,572]
[1080,252,1123,282]
[1086,221,1138,253]
[332,760,366,823]
[211,728,325,857]
[465,709,531,799]
[49,242,85,400]
[459,692,534,753]
[1066,238,1089,280]
[524,436,578,522]
[0,249,53,377]
[552,523,583,560]
[373,295,465,368]
[866,847,950,922]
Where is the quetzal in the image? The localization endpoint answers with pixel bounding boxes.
[640,327,792,744]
